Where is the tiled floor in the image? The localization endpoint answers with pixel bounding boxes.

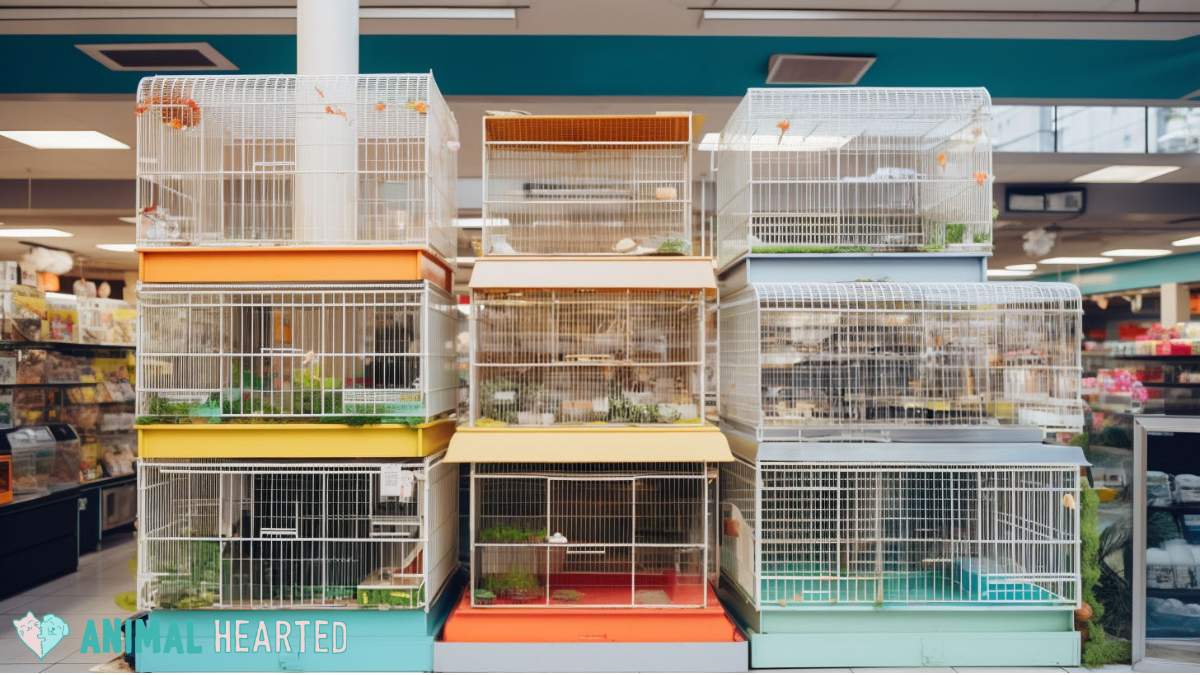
[1,532,136,673]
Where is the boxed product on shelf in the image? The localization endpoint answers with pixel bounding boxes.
[47,424,81,489]
[2,285,47,341]
[45,351,83,384]
[1178,475,1200,504]
[15,349,46,384]
[1149,470,1174,506]
[12,389,47,426]
[99,433,136,477]
[5,425,57,497]
[0,354,15,385]
[61,404,100,432]
[79,434,102,482]
[78,298,136,346]
[46,296,78,342]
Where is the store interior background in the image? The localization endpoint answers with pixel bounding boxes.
[1,0,1199,668]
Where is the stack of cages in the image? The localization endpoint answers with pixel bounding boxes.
[443,112,740,654]
[713,88,1088,669]
[134,74,462,640]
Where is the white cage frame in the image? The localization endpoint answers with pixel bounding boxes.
[719,282,1084,439]
[468,462,714,609]
[469,288,707,426]
[137,454,458,610]
[716,88,993,269]
[720,458,1080,610]
[481,114,693,256]
[136,282,457,422]
[135,73,457,255]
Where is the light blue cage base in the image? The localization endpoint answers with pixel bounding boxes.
[761,566,1062,606]
[717,579,1079,668]
[133,574,462,672]
[718,252,987,295]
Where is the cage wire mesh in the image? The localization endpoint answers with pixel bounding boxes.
[719,282,1083,439]
[469,462,713,608]
[137,282,457,422]
[135,74,457,255]
[720,459,1080,609]
[137,455,458,610]
[716,88,993,269]
[481,115,693,256]
[470,288,706,426]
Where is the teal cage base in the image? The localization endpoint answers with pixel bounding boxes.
[760,567,1063,606]
[133,574,462,672]
[718,576,1080,669]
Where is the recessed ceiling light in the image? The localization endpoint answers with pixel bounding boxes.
[1072,165,1181,183]
[96,243,136,253]
[1039,256,1114,265]
[1172,235,1200,247]
[0,227,74,238]
[0,130,128,150]
[987,269,1034,278]
[1101,249,1172,258]
[118,216,138,225]
[1005,263,1038,271]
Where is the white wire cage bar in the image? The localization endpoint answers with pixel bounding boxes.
[136,282,457,422]
[468,462,713,608]
[469,288,707,426]
[716,88,992,269]
[137,454,458,610]
[718,282,1084,439]
[720,459,1080,610]
[135,74,458,255]
[481,115,693,256]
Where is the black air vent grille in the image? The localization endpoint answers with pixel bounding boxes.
[76,42,237,72]
[766,54,875,85]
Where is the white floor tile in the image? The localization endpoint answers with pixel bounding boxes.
[0,664,49,673]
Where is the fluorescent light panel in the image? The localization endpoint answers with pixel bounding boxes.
[987,269,1034,278]
[1005,263,1038,271]
[1101,249,1171,257]
[96,243,136,253]
[0,228,74,238]
[1039,256,1113,265]
[0,130,128,150]
[1172,235,1200,247]
[1072,165,1181,183]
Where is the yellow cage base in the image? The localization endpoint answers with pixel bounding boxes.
[137,418,455,459]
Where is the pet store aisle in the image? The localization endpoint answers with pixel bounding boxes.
[1,532,136,672]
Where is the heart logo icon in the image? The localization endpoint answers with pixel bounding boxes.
[11,611,70,660]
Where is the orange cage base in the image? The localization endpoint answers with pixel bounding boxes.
[441,584,743,643]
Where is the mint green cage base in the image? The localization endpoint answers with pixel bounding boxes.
[761,567,1063,607]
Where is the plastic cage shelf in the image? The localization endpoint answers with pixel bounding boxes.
[481,114,694,256]
[136,282,457,423]
[719,282,1084,440]
[720,458,1081,610]
[135,74,458,256]
[468,462,715,609]
[137,454,457,610]
[715,88,993,270]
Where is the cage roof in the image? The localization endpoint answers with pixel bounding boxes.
[444,426,733,463]
[470,257,717,293]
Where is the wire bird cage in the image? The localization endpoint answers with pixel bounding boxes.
[715,88,993,269]
[719,282,1084,439]
[137,282,457,422]
[138,454,458,610]
[720,459,1080,609]
[135,74,457,255]
[469,288,707,426]
[481,115,693,256]
[469,462,715,608]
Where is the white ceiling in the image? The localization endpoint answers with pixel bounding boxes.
[0,0,1197,40]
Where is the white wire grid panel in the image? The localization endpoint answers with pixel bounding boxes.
[481,115,693,256]
[716,88,992,269]
[720,459,1080,609]
[718,282,1084,439]
[136,282,457,421]
[469,288,707,426]
[137,455,458,610]
[469,462,713,608]
[135,74,457,255]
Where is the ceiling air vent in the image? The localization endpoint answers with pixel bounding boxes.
[76,42,237,72]
[766,54,875,85]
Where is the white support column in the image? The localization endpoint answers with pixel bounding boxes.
[1161,282,1191,327]
[295,0,359,243]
